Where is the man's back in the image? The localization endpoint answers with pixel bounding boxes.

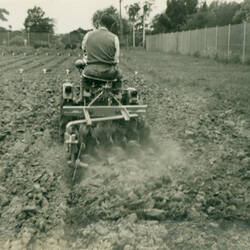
[86,28,117,65]
[80,13,121,81]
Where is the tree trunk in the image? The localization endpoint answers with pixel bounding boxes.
[133,23,135,47]
[142,15,145,48]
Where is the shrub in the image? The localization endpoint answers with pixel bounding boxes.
[9,36,25,46]
[214,54,228,64]
[64,43,77,49]
[54,40,64,49]
[33,41,50,49]
[229,54,241,64]
[193,51,200,58]
[245,57,250,65]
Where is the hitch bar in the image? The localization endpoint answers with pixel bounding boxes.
[62,105,147,118]
[65,113,139,137]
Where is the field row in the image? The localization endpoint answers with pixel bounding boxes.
[0,49,250,249]
[0,54,81,77]
[0,49,82,57]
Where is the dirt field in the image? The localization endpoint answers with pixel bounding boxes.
[0,49,249,249]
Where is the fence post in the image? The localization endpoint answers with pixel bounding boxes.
[161,33,163,51]
[242,22,246,63]
[7,30,10,46]
[204,27,207,56]
[189,30,191,54]
[28,30,30,46]
[48,33,50,46]
[228,24,231,61]
[176,32,178,52]
[196,29,199,54]
[165,34,168,52]
[215,26,218,55]
[164,34,167,52]
[132,24,135,47]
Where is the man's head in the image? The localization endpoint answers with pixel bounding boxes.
[99,13,116,30]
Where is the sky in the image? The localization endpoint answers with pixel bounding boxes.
[0,0,244,34]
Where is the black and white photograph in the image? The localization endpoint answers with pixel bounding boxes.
[0,0,250,249]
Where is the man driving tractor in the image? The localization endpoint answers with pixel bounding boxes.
[76,13,122,84]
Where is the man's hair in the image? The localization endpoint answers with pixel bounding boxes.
[99,13,116,30]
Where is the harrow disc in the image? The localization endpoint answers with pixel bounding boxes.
[72,117,151,159]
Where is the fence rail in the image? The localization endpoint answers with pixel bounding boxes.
[146,22,250,63]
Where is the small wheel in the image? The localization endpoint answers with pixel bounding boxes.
[137,117,151,145]
[67,144,77,168]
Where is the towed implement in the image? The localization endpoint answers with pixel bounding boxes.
[60,61,149,179]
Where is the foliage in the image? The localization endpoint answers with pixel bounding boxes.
[151,13,171,34]
[33,40,50,48]
[208,1,241,26]
[0,26,7,32]
[24,6,54,33]
[92,6,118,30]
[233,0,250,23]
[61,28,90,49]
[53,37,65,49]
[185,0,241,30]
[92,6,130,36]
[0,8,9,21]
[183,2,216,30]
[165,0,198,31]
[9,35,25,46]
[150,0,243,33]
[142,0,154,19]
[126,2,140,23]
[150,0,198,33]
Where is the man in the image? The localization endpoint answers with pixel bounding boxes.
[81,13,122,81]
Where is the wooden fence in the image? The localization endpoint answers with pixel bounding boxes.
[146,22,250,63]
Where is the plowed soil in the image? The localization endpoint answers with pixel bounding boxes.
[0,49,249,250]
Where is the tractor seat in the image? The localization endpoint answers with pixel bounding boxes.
[82,73,118,83]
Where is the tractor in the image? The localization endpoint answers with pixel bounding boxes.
[60,59,149,179]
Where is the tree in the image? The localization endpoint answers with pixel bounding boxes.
[92,6,129,37]
[61,28,91,49]
[151,13,171,34]
[129,1,154,46]
[233,0,250,23]
[0,8,9,21]
[127,2,141,23]
[183,10,215,30]
[92,6,118,30]
[126,2,141,46]
[24,6,54,33]
[151,0,241,33]
[182,1,215,30]
[142,0,154,47]
[150,0,198,33]
[209,1,241,26]
[165,0,198,31]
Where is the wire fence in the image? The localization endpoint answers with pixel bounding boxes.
[0,31,59,48]
[146,22,250,63]
[0,30,144,50]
